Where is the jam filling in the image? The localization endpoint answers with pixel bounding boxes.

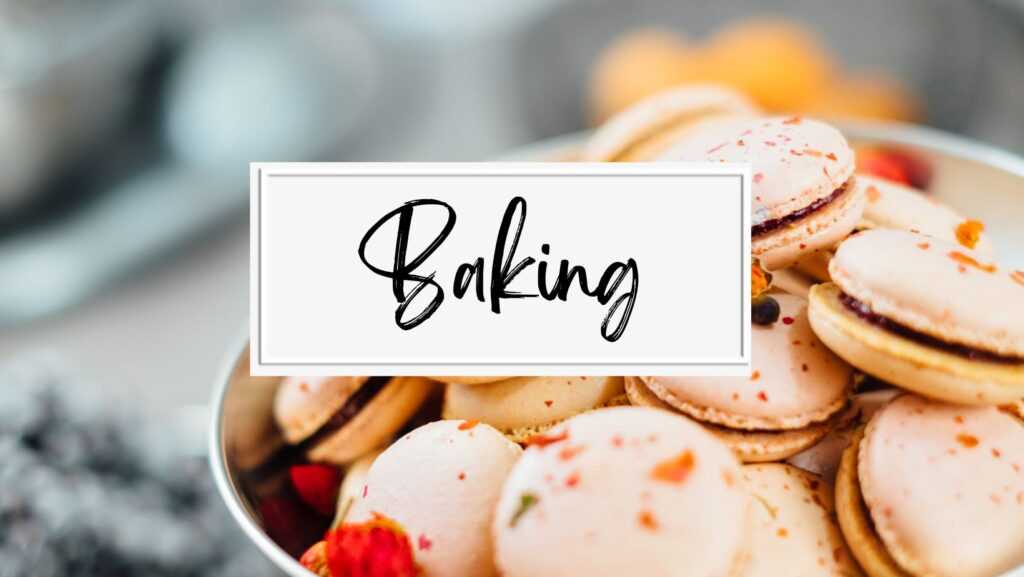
[300,377,392,449]
[751,181,849,238]
[839,292,1023,365]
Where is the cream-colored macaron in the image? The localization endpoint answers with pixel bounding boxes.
[835,394,1024,577]
[273,376,436,465]
[331,449,381,528]
[809,229,1024,405]
[442,376,626,442]
[349,420,522,577]
[794,175,995,282]
[858,175,994,256]
[429,376,510,386]
[740,463,862,576]
[492,406,750,577]
[659,115,864,270]
[581,84,758,162]
[630,293,853,462]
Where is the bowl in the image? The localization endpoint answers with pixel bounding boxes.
[210,123,1024,576]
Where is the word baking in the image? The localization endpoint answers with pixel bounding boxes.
[357,196,639,342]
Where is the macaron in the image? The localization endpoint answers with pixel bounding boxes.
[348,420,522,577]
[442,376,626,442]
[659,115,864,270]
[331,449,380,528]
[629,292,854,462]
[429,376,509,386]
[835,394,1024,577]
[492,406,750,577]
[808,229,1024,405]
[581,84,758,162]
[794,175,994,281]
[857,175,993,256]
[273,376,436,465]
[739,463,861,577]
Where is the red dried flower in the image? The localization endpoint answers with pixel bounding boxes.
[326,515,420,577]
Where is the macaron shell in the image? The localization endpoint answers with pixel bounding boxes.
[835,428,911,577]
[754,179,865,270]
[713,421,830,464]
[829,228,1024,357]
[493,406,750,577]
[740,464,861,577]
[429,376,510,386]
[273,376,368,444]
[859,395,1024,577]
[858,175,994,258]
[350,420,522,577]
[643,293,852,430]
[332,449,381,528]
[582,84,758,161]
[809,283,1024,405]
[442,376,625,434]
[659,116,854,223]
[307,377,436,465]
[626,376,829,463]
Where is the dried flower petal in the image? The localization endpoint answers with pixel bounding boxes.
[508,493,539,528]
[524,430,569,448]
[955,220,985,249]
[949,251,997,273]
[650,450,696,484]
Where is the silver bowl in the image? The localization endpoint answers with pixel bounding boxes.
[210,124,1024,576]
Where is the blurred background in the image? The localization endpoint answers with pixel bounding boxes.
[1,0,1023,573]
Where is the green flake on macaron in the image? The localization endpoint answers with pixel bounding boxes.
[509,492,539,528]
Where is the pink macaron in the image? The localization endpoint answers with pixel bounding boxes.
[836,394,1024,577]
[348,419,522,577]
[492,406,750,577]
[740,463,861,576]
[659,115,864,270]
[809,228,1024,405]
[629,292,854,462]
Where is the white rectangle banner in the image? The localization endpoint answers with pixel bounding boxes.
[251,162,750,376]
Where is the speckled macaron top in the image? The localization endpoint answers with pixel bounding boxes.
[659,115,854,224]
[642,293,852,430]
[740,464,861,577]
[829,228,1024,357]
[858,175,994,257]
[349,420,522,577]
[859,394,1024,577]
[442,376,624,432]
[273,376,368,443]
[582,84,757,161]
[492,406,749,577]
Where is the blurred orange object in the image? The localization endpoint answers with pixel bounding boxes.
[856,145,932,190]
[701,18,834,112]
[589,29,704,124]
[589,18,920,125]
[805,74,920,122]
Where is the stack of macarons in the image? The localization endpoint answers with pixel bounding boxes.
[259,83,1024,577]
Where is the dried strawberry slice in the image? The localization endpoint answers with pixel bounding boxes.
[290,464,342,516]
[326,515,420,577]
